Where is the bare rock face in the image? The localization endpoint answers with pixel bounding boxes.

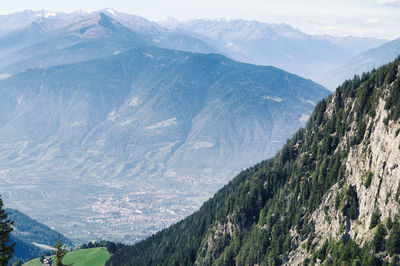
[346,100,400,238]
[288,73,400,265]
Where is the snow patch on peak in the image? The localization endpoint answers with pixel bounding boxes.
[34,11,57,18]
[105,9,117,15]
[43,12,57,18]
[73,9,88,15]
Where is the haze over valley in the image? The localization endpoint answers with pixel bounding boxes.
[0,5,399,264]
[0,10,331,243]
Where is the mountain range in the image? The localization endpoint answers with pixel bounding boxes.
[0,9,393,90]
[162,18,388,88]
[0,11,329,243]
[0,11,215,76]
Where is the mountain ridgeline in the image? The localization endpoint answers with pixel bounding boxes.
[0,45,328,243]
[324,37,400,89]
[0,11,214,75]
[163,19,387,88]
[0,10,389,90]
[107,57,400,265]
[0,10,331,243]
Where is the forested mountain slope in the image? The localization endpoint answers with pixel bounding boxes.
[6,209,72,263]
[107,57,400,265]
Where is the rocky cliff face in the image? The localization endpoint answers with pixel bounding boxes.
[288,64,400,264]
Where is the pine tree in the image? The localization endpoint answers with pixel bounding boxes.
[54,235,67,266]
[0,195,14,265]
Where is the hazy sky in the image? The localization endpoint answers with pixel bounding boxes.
[1,0,400,39]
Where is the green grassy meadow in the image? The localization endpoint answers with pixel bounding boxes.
[23,247,111,266]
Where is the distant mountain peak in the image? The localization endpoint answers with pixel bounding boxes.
[64,11,133,38]
[101,8,118,16]
[164,18,307,42]
[98,12,118,28]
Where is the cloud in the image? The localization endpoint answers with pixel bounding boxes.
[376,0,400,6]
